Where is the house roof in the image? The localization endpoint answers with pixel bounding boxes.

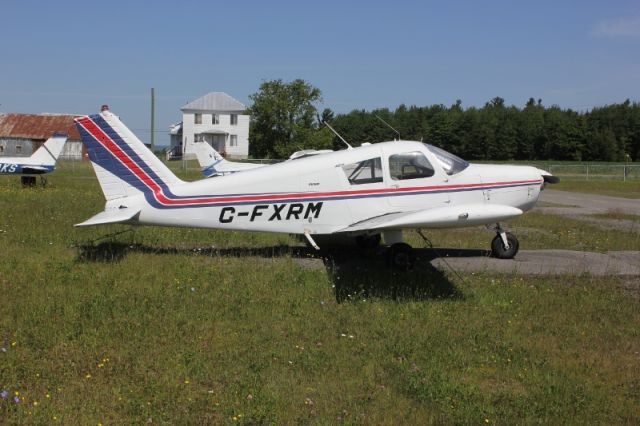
[0,113,81,141]
[181,92,246,112]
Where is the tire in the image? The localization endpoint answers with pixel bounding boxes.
[388,242,415,270]
[355,233,381,250]
[491,232,519,259]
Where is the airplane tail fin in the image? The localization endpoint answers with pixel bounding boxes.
[193,141,226,176]
[29,133,68,165]
[74,107,184,201]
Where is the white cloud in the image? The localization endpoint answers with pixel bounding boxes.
[593,17,640,38]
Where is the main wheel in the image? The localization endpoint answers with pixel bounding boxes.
[388,242,415,270]
[491,232,519,259]
[355,233,381,250]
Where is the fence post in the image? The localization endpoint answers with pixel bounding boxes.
[586,164,589,180]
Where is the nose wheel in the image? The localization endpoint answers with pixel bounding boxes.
[490,226,519,259]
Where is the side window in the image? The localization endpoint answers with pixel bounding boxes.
[389,152,435,180]
[194,113,202,124]
[341,157,383,185]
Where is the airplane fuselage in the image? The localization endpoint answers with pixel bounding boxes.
[0,162,54,175]
[112,141,543,235]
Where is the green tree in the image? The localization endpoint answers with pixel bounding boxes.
[248,79,332,158]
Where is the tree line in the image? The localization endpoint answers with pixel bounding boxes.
[249,80,640,162]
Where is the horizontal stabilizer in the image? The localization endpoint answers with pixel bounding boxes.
[340,204,523,232]
[75,208,140,227]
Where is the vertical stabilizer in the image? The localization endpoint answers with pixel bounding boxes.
[75,107,183,201]
[29,133,68,165]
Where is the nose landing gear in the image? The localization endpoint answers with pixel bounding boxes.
[490,224,519,259]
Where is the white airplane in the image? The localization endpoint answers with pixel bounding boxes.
[74,107,558,267]
[193,141,265,177]
[0,133,68,180]
[193,140,332,177]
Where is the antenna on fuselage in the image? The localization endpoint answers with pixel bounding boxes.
[324,121,353,149]
[375,114,400,141]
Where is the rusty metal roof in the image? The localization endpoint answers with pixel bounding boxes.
[0,113,81,141]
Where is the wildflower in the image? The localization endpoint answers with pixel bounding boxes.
[33,400,39,406]
[13,396,20,403]
[0,390,8,399]
[184,380,190,384]
[0,347,6,353]
[85,374,92,379]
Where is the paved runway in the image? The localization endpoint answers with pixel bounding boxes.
[538,189,640,215]
[430,249,640,276]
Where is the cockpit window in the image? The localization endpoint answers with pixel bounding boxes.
[389,151,435,180]
[341,157,383,185]
[425,144,469,175]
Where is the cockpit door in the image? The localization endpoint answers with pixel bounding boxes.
[384,148,450,208]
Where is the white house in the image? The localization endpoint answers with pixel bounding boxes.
[172,92,250,160]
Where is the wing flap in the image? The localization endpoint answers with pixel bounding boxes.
[75,208,141,227]
[339,204,523,232]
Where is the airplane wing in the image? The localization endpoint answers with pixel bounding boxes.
[338,204,523,232]
[75,208,141,227]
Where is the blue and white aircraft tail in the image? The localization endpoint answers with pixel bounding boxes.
[193,141,264,177]
[0,133,68,175]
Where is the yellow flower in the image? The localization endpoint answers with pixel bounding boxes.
[85,374,92,379]
[184,380,190,384]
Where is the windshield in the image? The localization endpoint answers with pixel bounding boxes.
[425,144,469,175]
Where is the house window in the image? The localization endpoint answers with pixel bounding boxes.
[388,152,434,180]
[195,134,205,142]
[230,135,238,146]
[230,114,238,125]
[194,113,202,124]
[341,157,383,185]
[16,145,22,154]
[212,114,219,125]
[0,145,3,154]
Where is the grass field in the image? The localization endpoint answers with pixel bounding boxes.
[1,162,639,424]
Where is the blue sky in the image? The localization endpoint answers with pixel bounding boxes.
[1,0,639,145]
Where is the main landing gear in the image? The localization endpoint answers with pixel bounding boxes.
[353,224,520,270]
[490,224,519,259]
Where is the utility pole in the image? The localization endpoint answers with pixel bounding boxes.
[150,87,155,151]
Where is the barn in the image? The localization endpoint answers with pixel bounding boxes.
[0,113,85,160]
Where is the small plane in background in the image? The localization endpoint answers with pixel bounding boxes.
[74,106,558,268]
[193,141,333,178]
[0,133,68,185]
[193,141,264,177]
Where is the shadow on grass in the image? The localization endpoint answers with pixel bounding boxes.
[75,241,466,302]
[324,247,470,302]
